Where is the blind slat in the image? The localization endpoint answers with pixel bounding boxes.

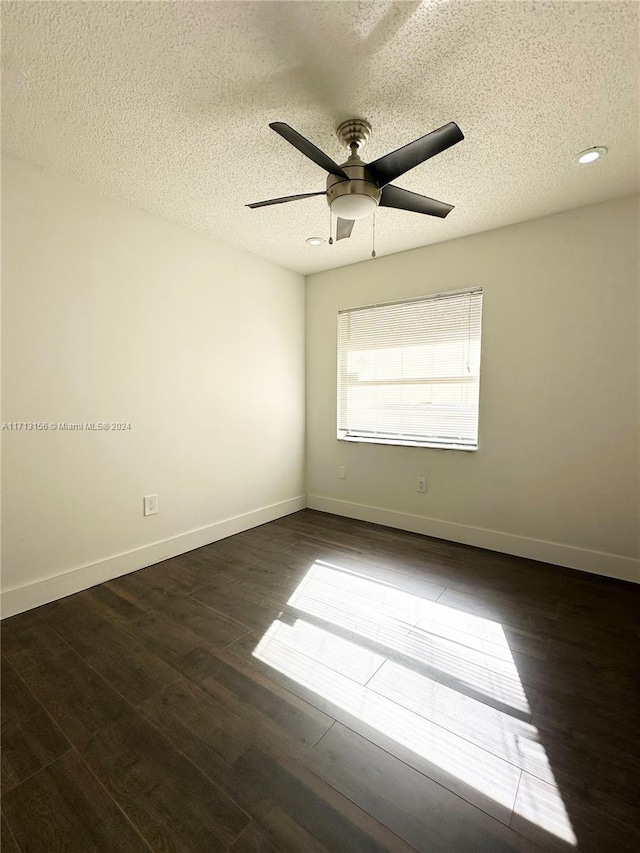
[341,376,479,386]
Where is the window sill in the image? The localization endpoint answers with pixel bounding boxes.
[337,435,477,451]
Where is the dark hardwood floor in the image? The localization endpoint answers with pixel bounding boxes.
[2,509,639,852]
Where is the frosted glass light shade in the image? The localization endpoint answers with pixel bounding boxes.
[331,194,377,220]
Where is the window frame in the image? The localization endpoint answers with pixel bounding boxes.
[336,287,483,452]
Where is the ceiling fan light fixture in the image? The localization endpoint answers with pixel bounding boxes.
[574,146,607,165]
[247,120,465,254]
[330,194,377,220]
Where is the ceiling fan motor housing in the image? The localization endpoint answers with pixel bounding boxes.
[327,156,381,220]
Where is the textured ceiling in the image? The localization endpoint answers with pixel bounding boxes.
[2,1,639,275]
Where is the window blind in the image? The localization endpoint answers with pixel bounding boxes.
[337,288,483,450]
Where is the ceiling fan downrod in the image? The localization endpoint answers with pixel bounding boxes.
[335,118,372,153]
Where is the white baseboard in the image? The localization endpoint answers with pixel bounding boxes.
[3,492,636,618]
[1,495,306,619]
[306,495,639,584]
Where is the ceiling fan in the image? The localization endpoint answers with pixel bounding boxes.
[247,118,464,247]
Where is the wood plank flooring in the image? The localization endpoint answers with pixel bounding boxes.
[2,509,639,852]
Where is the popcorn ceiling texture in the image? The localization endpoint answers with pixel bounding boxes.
[2,1,638,275]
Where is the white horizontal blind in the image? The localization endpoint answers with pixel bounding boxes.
[338,289,483,449]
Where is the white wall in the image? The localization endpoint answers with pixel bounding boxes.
[306,196,640,582]
[1,156,306,615]
[3,161,637,614]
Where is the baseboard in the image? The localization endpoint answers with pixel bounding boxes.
[306,495,639,584]
[4,492,636,619]
[1,495,306,619]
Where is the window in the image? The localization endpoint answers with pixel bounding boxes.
[337,288,483,450]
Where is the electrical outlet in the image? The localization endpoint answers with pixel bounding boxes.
[144,494,158,516]
[338,466,347,480]
[416,477,427,493]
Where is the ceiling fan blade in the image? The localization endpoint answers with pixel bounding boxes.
[369,122,464,188]
[380,185,454,218]
[246,191,326,209]
[270,122,349,180]
[336,218,355,240]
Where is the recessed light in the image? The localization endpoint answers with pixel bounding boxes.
[574,146,607,165]
[306,237,324,246]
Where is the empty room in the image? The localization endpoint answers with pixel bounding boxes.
[1,1,638,852]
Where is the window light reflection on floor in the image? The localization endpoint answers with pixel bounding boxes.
[252,560,577,847]
[290,560,531,714]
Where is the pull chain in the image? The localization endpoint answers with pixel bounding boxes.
[371,209,376,258]
[329,208,334,245]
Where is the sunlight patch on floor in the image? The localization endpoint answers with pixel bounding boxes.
[254,618,521,815]
[516,772,579,845]
[288,560,531,714]
[253,560,577,846]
